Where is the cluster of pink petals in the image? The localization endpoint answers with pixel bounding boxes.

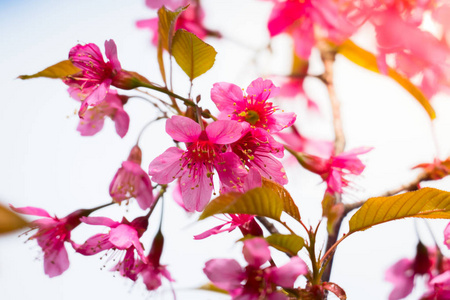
[148,115,246,212]
[77,89,130,138]
[385,242,438,300]
[361,1,450,98]
[137,0,218,47]
[298,147,372,194]
[109,145,154,210]
[266,0,355,59]
[64,40,124,116]
[211,78,296,133]
[204,237,308,299]
[10,205,88,277]
[76,216,149,279]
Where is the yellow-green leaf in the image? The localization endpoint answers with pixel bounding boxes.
[199,187,283,221]
[18,60,80,80]
[266,234,304,256]
[349,188,450,233]
[0,203,28,235]
[262,178,300,222]
[337,40,435,120]
[172,29,217,80]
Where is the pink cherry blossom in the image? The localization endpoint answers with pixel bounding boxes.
[385,242,434,300]
[211,78,296,133]
[10,205,89,277]
[110,145,154,210]
[76,216,149,279]
[231,125,288,185]
[421,271,450,300]
[204,237,308,299]
[266,0,355,59]
[64,40,126,116]
[148,116,246,212]
[77,89,129,138]
[297,147,372,194]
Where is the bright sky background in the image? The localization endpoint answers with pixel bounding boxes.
[1,0,450,299]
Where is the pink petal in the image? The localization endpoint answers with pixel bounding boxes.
[166,115,201,142]
[136,174,154,210]
[385,258,415,300]
[204,259,246,291]
[44,244,70,278]
[9,205,52,218]
[113,107,130,138]
[84,79,112,107]
[211,82,244,113]
[243,238,270,267]
[215,152,247,190]
[267,112,296,133]
[292,20,315,59]
[76,233,113,255]
[80,216,119,227]
[104,39,121,71]
[77,110,105,136]
[206,120,243,144]
[194,223,230,240]
[243,167,262,191]
[246,78,280,102]
[267,1,302,36]
[148,147,184,184]
[252,153,288,185]
[109,224,138,250]
[180,165,213,212]
[444,222,450,249]
[268,256,308,287]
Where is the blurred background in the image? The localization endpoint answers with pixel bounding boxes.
[1,0,450,299]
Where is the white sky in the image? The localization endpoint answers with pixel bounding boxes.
[1,0,450,299]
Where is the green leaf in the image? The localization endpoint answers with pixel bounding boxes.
[266,234,304,256]
[157,5,187,84]
[199,187,283,221]
[349,188,450,233]
[337,40,435,120]
[172,29,217,80]
[262,178,301,222]
[18,60,80,80]
[198,283,229,295]
[0,203,28,235]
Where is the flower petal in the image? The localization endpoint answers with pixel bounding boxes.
[243,237,270,267]
[76,233,113,255]
[246,78,280,102]
[9,205,52,218]
[166,115,201,142]
[148,147,184,184]
[206,120,243,144]
[204,259,245,291]
[104,39,121,71]
[268,256,308,287]
[44,244,70,278]
[211,82,244,113]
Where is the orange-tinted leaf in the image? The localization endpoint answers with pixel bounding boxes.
[0,203,28,234]
[266,234,304,256]
[172,29,217,80]
[18,60,80,80]
[199,187,283,221]
[157,5,187,84]
[262,178,300,222]
[349,188,450,233]
[338,40,435,120]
